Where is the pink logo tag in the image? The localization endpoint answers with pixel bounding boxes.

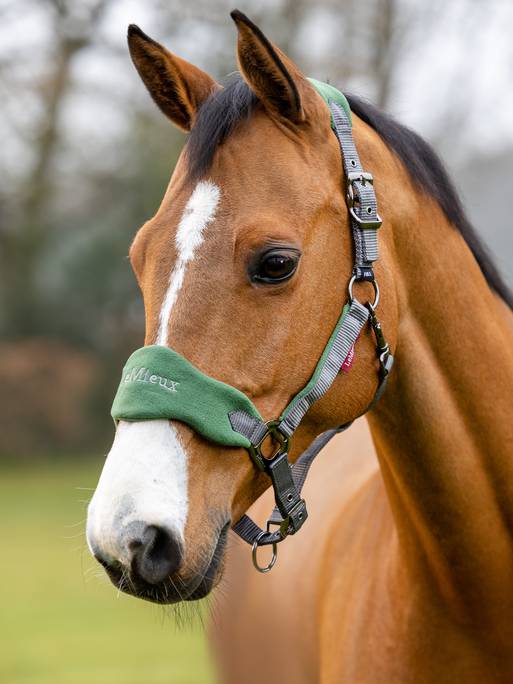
[341,344,355,373]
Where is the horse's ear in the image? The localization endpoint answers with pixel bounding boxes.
[230,10,306,124]
[127,24,219,132]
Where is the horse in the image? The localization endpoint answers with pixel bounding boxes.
[86,10,513,683]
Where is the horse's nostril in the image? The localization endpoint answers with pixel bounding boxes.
[129,524,183,585]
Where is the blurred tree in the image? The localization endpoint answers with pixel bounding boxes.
[0,0,184,453]
[1,0,107,336]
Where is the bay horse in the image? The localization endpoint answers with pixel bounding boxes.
[86,10,513,683]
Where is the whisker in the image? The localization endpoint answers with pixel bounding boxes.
[64,518,87,528]
[63,530,86,540]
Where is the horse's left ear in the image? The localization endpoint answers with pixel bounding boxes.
[230,10,308,124]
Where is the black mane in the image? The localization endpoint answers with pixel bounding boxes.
[186,75,512,308]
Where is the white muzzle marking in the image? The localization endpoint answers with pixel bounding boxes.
[87,181,221,566]
[86,420,188,565]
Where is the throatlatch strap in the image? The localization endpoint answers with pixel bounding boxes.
[329,101,380,281]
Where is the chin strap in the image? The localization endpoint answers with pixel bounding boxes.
[230,100,394,572]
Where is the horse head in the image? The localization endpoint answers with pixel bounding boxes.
[86,11,397,603]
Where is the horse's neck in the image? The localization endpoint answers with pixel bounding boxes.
[369,201,513,630]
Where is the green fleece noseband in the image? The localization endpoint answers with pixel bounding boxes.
[111,345,263,448]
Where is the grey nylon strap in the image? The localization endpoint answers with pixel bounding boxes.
[278,299,369,437]
[229,299,368,443]
[230,298,372,548]
[228,410,267,444]
[329,101,380,280]
[229,300,369,442]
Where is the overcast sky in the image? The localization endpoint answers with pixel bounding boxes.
[1,0,513,176]
[96,0,513,154]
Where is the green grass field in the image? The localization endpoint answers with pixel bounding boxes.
[0,459,216,684]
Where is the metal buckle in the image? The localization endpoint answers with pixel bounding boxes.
[346,171,382,229]
[348,275,380,310]
[366,302,394,378]
[346,171,374,206]
[347,169,373,185]
[278,499,307,537]
[247,420,289,472]
[266,517,288,540]
[348,207,383,230]
[380,349,394,377]
[252,528,278,573]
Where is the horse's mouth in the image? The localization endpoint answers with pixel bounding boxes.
[102,522,230,604]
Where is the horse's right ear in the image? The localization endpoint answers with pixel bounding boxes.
[127,25,219,132]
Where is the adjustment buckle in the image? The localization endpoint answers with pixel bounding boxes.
[346,171,382,229]
[348,207,383,230]
[346,171,374,207]
[366,303,394,378]
[278,499,308,537]
[266,496,307,541]
[248,420,289,472]
[347,170,374,186]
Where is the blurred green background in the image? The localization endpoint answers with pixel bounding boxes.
[0,458,215,684]
[1,0,512,682]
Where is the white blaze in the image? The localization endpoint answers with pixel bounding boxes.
[156,180,220,345]
[87,181,221,564]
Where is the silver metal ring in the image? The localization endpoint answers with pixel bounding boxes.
[348,275,380,310]
[252,532,278,573]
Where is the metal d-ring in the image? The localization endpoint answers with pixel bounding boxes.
[247,420,290,473]
[348,275,380,310]
[252,532,278,573]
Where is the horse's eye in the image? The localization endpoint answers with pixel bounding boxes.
[250,249,300,284]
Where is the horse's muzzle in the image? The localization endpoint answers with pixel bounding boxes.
[91,521,229,604]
